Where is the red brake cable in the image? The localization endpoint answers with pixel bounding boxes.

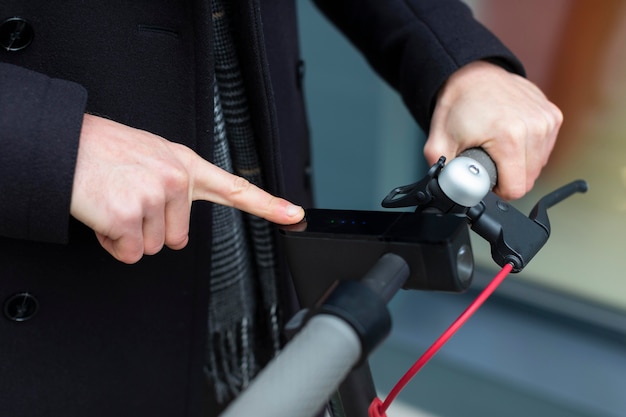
[369,262,514,417]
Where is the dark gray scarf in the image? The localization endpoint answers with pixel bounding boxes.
[205,0,281,404]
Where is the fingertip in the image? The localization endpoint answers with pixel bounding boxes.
[165,234,189,251]
[494,183,526,201]
[423,141,443,164]
[273,203,304,225]
[424,135,457,166]
[286,204,304,219]
[96,232,144,264]
[111,244,145,264]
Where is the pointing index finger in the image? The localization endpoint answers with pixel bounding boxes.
[191,160,305,225]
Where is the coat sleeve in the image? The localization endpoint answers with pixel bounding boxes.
[312,0,525,132]
[0,62,87,243]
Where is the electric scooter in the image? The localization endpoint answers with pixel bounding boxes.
[219,149,587,417]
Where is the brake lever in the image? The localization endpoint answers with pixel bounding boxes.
[467,180,588,272]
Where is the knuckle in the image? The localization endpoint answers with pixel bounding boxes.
[231,176,252,196]
[552,104,564,126]
[502,118,529,141]
[141,193,164,212]
[163,164,190,191]
[263,195,278,213]
[110,200,143,226]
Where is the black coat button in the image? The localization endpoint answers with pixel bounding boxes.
[0,17,34,52]
[4,292,39,321]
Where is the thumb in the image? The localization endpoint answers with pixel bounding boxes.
[424,130,460,166]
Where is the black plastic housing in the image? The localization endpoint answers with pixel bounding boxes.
[278,209,474,307]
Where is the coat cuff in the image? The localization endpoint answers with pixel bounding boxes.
[0,63,88,243]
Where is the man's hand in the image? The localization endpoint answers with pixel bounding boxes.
[70,114,304,264]
[424,60,562,200]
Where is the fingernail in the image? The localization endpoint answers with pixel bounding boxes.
[286,204,303,217]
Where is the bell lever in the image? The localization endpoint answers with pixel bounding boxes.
[381,156,446,209]
[382,148,495,214]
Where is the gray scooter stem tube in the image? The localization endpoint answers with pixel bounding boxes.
[219,314,361,417]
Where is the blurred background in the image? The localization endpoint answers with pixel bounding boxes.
[296,1,626,416]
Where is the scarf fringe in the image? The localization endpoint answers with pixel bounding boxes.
[206,304,281,404]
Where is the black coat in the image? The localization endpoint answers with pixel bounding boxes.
[0,1,522,416]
